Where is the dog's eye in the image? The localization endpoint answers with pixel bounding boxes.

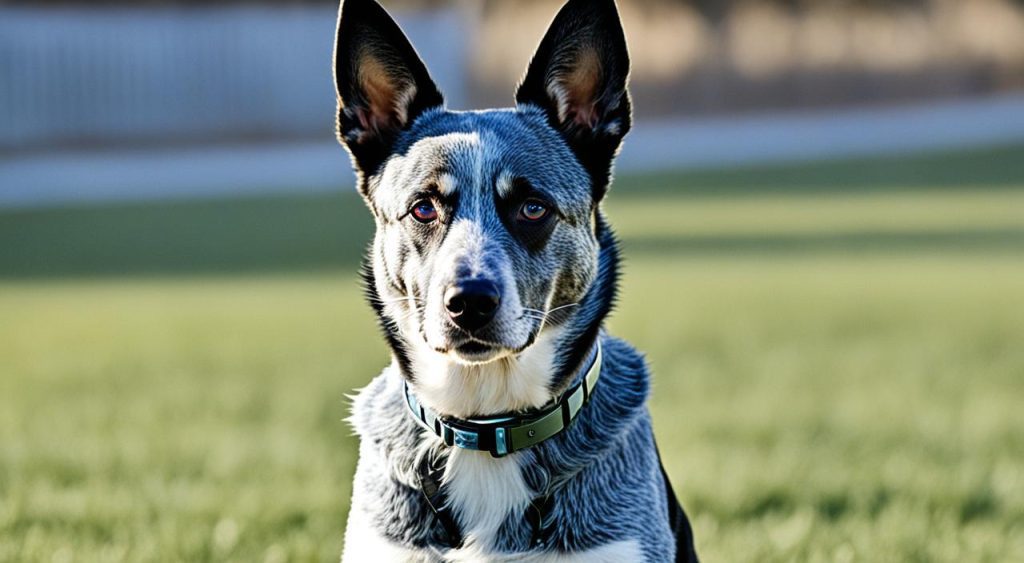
[411,200,438,223]
[518,200,549,222]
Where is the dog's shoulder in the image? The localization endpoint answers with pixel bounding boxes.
[587,333,654,432]
[345,366,454,557]
[348,365,426,484]
[599,334,652,388]
[348,364,403,438]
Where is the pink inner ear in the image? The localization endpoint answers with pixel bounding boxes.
[355,55,411,135]
[558,48,603,129]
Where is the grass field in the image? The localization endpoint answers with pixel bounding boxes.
[2,145,1024,562]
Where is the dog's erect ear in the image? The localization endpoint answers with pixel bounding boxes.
[516,0,631,200]
[334,0,444,182]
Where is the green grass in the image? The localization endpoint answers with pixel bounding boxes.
[2,144,1024,561]
[3,143,1023,278]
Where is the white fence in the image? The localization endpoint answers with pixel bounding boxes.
[0,6,467,150]
[2,6,1024,208]
[4,93,1024,208]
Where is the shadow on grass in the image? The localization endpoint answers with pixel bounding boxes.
[0,193,374,278]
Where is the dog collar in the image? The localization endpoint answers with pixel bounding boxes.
[404,342,602,458]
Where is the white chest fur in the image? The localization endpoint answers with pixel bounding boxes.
[343,439,645,562]
[442,448,534,555]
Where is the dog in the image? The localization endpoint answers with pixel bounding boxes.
[334,0,699,560]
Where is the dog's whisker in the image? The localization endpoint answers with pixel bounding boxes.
[519,302,581,332]
[522,303,580,317]
[369,296,425,305]
[385,302,425,328]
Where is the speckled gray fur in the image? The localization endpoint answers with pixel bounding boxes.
[349,334,676,560]
[334,0,697,560]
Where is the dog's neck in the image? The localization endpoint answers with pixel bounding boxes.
[406,327,583,418]
[351,332,650,496]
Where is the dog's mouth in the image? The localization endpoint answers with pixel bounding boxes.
[452,340,502,363]
[430,327,539,365]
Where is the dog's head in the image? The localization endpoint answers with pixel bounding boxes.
[335,0,630,414]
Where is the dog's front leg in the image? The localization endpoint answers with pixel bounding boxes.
[342,496,434,563]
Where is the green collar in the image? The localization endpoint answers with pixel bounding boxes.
[404,342,602,458]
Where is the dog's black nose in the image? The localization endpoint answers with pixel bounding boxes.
[444,280,500,332]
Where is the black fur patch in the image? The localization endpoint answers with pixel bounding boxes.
[360,260,415,381]
[334,0,445,182]
[495,178,559,253]
[516,0,632,201]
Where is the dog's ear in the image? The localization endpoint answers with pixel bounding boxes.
[334,0,444,184]
[516,0,631,201]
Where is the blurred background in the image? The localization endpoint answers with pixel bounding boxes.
[2,0,1023,561]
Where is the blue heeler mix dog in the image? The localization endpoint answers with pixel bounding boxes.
[334,0,699,560]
